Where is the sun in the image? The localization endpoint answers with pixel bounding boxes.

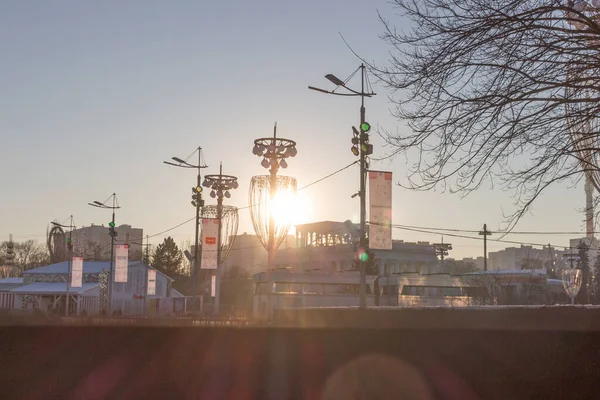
[271,190,311,228]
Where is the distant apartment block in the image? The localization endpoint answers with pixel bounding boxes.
[487,244,567,271]
[71,224,143,262]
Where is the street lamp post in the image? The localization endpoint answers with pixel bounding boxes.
[51,216,75,317]
[164,147,207,317]
[88,193,120,315]
[202,163,238,314]
[309,64,376,308]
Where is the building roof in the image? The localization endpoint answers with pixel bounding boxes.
[0,277,25,291]
[23,261,174,281]
[10,282,98,295]
[0,277,24,284]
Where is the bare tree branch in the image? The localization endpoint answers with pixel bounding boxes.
[372,0,600,229]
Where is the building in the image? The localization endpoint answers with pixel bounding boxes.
[71,224,143,261]
[3,260,174,316]
[273,221,439,275]
[0,277,24,310]
[220,232,295,277]
[253,270,379,319]
[487,245,567,271]
[459,257,486,271]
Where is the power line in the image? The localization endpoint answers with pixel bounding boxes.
[232,161,358,211]
[388,223,599,236]
[117,161,360,242]
[379,223,572,250]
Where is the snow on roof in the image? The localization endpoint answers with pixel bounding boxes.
[23,261,174,281]
[0,277,25,291]
[0,278,24,284]
[10,282,98,295]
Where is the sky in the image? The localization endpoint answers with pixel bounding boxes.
[0,1,592,260]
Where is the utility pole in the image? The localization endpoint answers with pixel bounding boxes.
[164,147,207,317]
[309,64,376,309]
[89,194,120,315]
[479,224,492,271]
[143,234,150,317]
[433,238,452,272]
[52,216,75,317]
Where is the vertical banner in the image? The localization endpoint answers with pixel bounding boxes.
[147,269,156,295]
[211,274,216,298]
[201,218,219,269]
[115,244,129,282]
[369,171,393,250]
[71,257,83,288]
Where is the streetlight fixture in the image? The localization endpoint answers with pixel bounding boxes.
[309,64,376,308]
[51,216,74,317]
[202,163,238,314]
[164,147,207,317]
[88,193,120,315]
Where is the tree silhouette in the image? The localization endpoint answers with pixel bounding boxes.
[374,0,600,229]
[152,237,183,278]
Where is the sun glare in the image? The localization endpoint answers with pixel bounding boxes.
[271,190,311,228]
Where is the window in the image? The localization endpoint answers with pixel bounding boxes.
[274,283,302,294]
[401,286,425,296]
[304,284,322,294]
[323,284,358,295]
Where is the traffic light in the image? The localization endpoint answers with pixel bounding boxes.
[360,121,373,156]
[108,224,118,239]
[360,122,371,133]
[66,237,73,250]
[191,186,205,208]
[357,247,369,263]
[351,126,360,156]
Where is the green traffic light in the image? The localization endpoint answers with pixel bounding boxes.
[358,248,369,262]
[360,122,371,133]
[109,221,115,228]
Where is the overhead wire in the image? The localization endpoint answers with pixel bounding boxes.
[134,160,359,240]
[385,222,599,236]
[372,222,575,250]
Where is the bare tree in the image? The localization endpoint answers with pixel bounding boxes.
[0,240,50,274]
[374,0,600,228]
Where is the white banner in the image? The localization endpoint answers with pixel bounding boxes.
[115,244,129,282]
[201,218,219,269]
[71,257,83,288]
[369,171,393,250]
[147,269,156,295]
[211,274,216,298]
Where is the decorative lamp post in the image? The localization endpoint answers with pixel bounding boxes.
[562,251,582,304]
[88,193,120,315]
[250,123,298,270]
[202,163,238,314]
[164,147,208,316]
